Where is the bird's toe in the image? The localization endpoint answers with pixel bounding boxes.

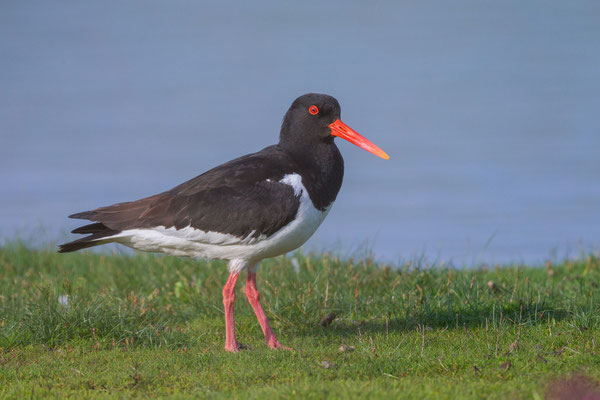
[225,341,248,353]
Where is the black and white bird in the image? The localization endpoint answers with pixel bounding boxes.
[59,93,389,352]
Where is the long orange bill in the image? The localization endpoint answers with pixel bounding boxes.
[329,119,389,160]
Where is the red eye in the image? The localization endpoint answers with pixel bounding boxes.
[308,105,319,115]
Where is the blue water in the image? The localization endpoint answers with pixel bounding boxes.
[1,1,599,265]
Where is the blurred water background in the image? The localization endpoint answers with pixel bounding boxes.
[1,1,599,266]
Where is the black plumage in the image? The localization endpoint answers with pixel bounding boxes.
[59,94,346,253]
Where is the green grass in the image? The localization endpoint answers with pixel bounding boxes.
[1,242,599,399]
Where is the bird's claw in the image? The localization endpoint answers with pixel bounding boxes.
[225,341,248,352]
[267,340,292,351]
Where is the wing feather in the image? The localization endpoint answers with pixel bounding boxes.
[67,146,302,240]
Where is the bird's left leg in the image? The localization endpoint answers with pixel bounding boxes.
[244,265,291,350]
[223,271,244,352]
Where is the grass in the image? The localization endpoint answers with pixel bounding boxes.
[1,242,599,399]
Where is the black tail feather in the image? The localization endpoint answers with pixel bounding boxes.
[59,234,108,253]
[59,236,102,253]
[59,222,121,253]
[71,222,113,234]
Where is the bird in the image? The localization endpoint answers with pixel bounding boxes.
[59,93,389,352]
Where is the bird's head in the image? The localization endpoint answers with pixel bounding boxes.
[280,93,389,160]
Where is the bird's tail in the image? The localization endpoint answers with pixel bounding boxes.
[58,222,121,253]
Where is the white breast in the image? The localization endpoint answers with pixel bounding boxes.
[109,173,332,264]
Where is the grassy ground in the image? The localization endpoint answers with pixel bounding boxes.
[0,243,599,399]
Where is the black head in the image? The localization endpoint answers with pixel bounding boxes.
[279,93,389,160]
[280,93,341,147]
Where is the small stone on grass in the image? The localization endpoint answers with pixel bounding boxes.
[320,361,337,369]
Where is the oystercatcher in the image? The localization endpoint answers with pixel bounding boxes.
[59,93,389,352]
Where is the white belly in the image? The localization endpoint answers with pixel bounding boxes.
[110,174,332,263]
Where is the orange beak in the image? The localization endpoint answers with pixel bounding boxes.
[329,119,389,160]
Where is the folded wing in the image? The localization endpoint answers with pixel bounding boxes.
[59,146,302,252]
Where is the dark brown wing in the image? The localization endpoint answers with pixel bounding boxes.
[59,146,302,252]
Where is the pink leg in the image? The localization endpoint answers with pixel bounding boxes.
[222,272,243,352]
[245,271,291,350]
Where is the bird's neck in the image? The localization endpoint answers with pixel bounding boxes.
[281,140,344,211]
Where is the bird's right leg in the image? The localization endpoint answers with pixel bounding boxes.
[244,267,291,350]
[222,271,241,352]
